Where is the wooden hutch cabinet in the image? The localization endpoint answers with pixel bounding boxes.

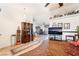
[21,22,33,43]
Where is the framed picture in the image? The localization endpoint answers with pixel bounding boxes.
[58,23,63,27]
[64,23,70,29]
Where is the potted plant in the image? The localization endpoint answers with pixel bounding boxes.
[76,26,79,34]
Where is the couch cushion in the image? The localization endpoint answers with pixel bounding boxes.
[70,40,79,46]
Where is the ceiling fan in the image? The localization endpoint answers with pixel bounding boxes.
[45,3,63,8]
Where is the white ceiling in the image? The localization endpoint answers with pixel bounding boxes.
[47,3,79,16]
[0,3,79,26]
[0,3,50,25]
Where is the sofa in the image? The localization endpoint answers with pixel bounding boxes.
[65,40,79,56]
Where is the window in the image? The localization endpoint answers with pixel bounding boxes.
[64,23,70,29]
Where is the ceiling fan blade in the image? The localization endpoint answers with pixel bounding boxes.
[45,3,50,7]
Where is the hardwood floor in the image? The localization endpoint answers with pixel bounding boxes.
[20,40,70,56]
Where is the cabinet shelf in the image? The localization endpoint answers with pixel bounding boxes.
[21,22,33,43]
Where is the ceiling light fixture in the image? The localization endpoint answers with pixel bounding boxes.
[59,3,63,7]
[45,3,63,8]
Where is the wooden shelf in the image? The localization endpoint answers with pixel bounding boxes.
[21,22,33,43]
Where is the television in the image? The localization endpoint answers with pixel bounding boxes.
[48,27,62,35]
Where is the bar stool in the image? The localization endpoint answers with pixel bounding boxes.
[10,34,16,46]
[66,35,75,41]
[75,34,79,40]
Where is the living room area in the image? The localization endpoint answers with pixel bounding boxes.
[0,3,79,56]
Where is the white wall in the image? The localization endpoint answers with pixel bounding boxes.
[50,14,79,40]
[0,4,50,48]
[0,35,11,48]
[53,14,79,30]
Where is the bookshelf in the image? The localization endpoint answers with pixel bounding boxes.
[21,22,33,43]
